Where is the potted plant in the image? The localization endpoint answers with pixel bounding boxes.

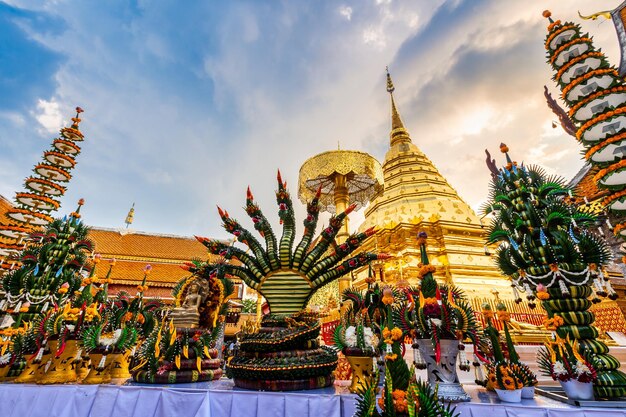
[480,303,537,398]
[538,336,596,400]
[332,310,379,392]
[397,232,479,402]
[488,361,524,402]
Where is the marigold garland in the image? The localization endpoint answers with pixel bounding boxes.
[496,310,511,322]
[536,290,550,301]
[558,51,605,87]
[577,104,626,141]
[15,192,60,209]
[60,126,84,141]
[548,20,562,32]
[569,84,626,117]
[550,37,592,66]
[43,151,76,167]
[53,138,81,154]
[563,68,618,102]
[25,177,66,194]
[6,208,53,223]
[0,224,29,234]
[418,264,436,278]
[614,222,626,236]
[585,131,626,161]
[603,187,626,206]
[35,163,72,181]
[545,23,578,50]
[594,159,626,185]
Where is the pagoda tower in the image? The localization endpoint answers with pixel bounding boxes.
[542,11,626,240]
[0,107,85,273]
[356,72,511,298]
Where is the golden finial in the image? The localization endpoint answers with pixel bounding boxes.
[385,66,411,147]
[386,66,395,94]
[125,202,135,228]
[578,9,612,21]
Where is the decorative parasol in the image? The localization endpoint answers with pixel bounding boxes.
[298,150,383,241]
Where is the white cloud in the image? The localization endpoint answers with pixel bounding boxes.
[33,98,63,134]
[0,0,623,238]
[339,6,352,21]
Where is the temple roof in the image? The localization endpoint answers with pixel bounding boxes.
[89,228,213,288]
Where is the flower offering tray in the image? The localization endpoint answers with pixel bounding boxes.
[535,386,626,408]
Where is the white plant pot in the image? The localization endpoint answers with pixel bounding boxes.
[560,380,594,401]
[495,388,522,403]
[521,386,535,399]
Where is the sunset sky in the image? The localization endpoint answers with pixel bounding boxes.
[0,0,622,239]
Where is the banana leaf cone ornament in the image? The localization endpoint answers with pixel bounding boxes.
[38,339,78,384]
[193,171,388,390]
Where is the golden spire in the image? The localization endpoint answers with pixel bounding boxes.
[125,202,135,228]
[386,67,411,147]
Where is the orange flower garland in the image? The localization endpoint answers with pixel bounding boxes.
[569,84,626,117]
[614,222,626,236]
[0,224,29,234]
[593,159,626,185]
[35,163,72,181]
[6,208,53,223]
[43,151,76,167]
[378,389,410,413]
[563,68,618,101]
[15,192,60,209]
[496,310,511,322]
[536,290,550,300]
[417,264,436,278]
[381,287,394,305]
[557,51,604,86]
[53,138,81,154]
[550,37,592,65]
[545,23,577,50]
[543,315,564,331]
[25,177,66,194]
[603,188,626,206]
[585,131,626,161]
[548,19,562,32]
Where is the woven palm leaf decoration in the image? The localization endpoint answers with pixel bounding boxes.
[194,170,387,316]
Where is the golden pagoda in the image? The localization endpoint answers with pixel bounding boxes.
[354,71,512,299]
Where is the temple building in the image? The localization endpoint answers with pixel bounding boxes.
[353,73,513,300]
[0,196,244,303]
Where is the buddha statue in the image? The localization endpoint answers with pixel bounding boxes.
[171,282,204,328]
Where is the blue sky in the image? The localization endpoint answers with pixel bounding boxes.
[0,0,621,239]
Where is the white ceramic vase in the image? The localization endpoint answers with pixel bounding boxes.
[521,386,535,399]
[560,380,594,401]
[495,388,522,403]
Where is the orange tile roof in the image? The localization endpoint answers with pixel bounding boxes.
[0,195,13,222]
[571,165,609,209]
[88,228,209,261]
[95,258,193,286]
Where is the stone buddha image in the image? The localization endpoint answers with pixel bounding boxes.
[171,281,205,328]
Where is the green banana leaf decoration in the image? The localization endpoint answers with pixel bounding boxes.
[195,170,388,315]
